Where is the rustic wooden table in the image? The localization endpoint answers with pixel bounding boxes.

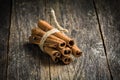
[0,0,120,80]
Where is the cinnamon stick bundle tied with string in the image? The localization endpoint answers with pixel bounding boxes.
[29,20,82,64]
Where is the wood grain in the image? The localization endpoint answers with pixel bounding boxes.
[0,0,11,80]
[7,0,50,80]
[6,0,114,80]
[94,0,120,80]
[47,0,111,80]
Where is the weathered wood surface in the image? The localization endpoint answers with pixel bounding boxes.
[7,0,111,80]
[0,0,11,80]
[7,0,50,80]
[94,0,120,80]
[0,0,119,80]
[48,0,111,80]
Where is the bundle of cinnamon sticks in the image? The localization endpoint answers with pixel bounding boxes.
[29,20,82,64]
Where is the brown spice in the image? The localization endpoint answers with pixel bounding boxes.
[72,45,82,57]
[29,20,82,64]
[59,47,72,56]
[44,47,61,63]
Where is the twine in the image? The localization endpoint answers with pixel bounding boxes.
[50,8,68,33]
[38,28,59,51]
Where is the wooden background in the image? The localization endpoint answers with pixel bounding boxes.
[0,0,120,80]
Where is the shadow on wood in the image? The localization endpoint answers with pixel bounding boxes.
[23,43,68,66]
[23,43,50,66]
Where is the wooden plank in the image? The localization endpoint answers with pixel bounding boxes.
[94,0,120,80]
[0,0,11,80]
[7,0,112,80]
[7,0,50,80]
[47,0,111,80]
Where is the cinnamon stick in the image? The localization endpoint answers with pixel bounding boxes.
[61,55,73,64]
[31,28,66,49]
[38,20,74,47]
[44,47,60,63]
[59,47,72,56]
[72,45,82,57]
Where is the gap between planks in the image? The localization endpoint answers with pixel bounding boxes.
[92,0,113,79]
[6,0,12,80]
[45,0,52,80]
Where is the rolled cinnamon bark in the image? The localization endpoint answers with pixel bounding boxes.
[44,47,61,63]
[31,28,66,49]
[59,47,72,56]
[29,35,41,44]
[72,45,82,57]
[61,55,73,64]
[38,20,74,47]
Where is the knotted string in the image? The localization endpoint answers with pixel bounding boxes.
[38,28,59,51]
